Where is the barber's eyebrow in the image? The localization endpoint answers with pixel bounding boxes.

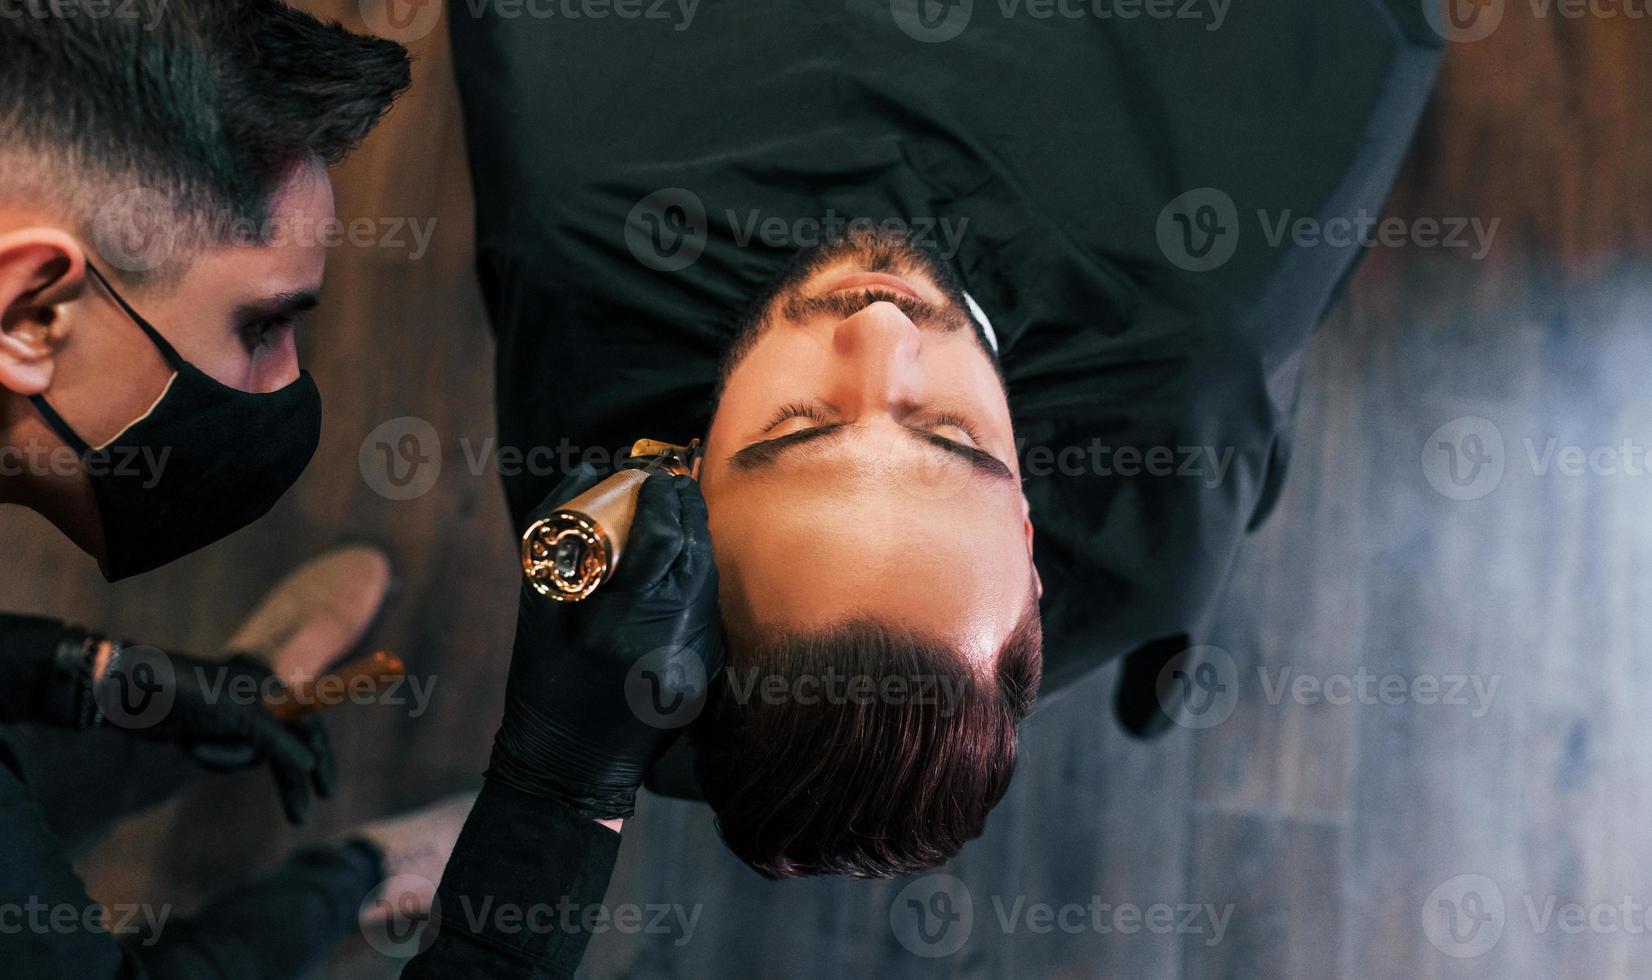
[729,423,1014,482]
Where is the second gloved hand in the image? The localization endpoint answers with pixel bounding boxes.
[92,647,333,825]
[487,466,723,820]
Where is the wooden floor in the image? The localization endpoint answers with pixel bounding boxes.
[1,5,1648,979]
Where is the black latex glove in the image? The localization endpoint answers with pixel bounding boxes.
[93,647,334,825]
[487,465,723,820]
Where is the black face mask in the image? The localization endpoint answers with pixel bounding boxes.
[29,264,322,581]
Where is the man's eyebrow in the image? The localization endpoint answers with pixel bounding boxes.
[728,422,1014,482]
[729,423,850,470]
[233,290,320,324]
[906,429,1014,481]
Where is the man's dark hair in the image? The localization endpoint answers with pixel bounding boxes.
[0,0,410,273]
[695,595,1042,878]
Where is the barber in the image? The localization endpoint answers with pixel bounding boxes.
[404,467,722,978]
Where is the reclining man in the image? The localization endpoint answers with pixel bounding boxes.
[438,0,1445,884]
[403,2,1447,975]
[0,4,469,976]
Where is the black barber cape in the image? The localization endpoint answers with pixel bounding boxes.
[448,0,1442,701]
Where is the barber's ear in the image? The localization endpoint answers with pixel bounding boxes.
[0,230,88,396]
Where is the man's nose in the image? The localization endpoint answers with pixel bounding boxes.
[831,300,923,410]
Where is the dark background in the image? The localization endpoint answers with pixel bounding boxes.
[1,3,1649,977]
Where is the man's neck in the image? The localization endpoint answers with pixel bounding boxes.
[0,404,104,555]
[0,398,26,505]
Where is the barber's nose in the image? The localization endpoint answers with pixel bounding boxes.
[832,300,923,408]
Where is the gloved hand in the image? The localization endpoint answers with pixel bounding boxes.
[91,646,334,825]
[486,465,723,820]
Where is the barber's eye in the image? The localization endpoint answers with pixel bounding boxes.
[242,317,292,355]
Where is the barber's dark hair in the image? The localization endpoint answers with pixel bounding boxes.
[0,0,409,272]
[696,597,1042,878]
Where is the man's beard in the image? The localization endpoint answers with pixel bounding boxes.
[713,230,997,403]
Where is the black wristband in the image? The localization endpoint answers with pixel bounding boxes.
[483,747,639,822]
[46,628,100,730]
[411,780,623,978]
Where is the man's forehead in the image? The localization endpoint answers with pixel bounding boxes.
[711,476,1028,634]
[183,167,333,291]
[267,161,335,219]
[715,506,1031,663]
